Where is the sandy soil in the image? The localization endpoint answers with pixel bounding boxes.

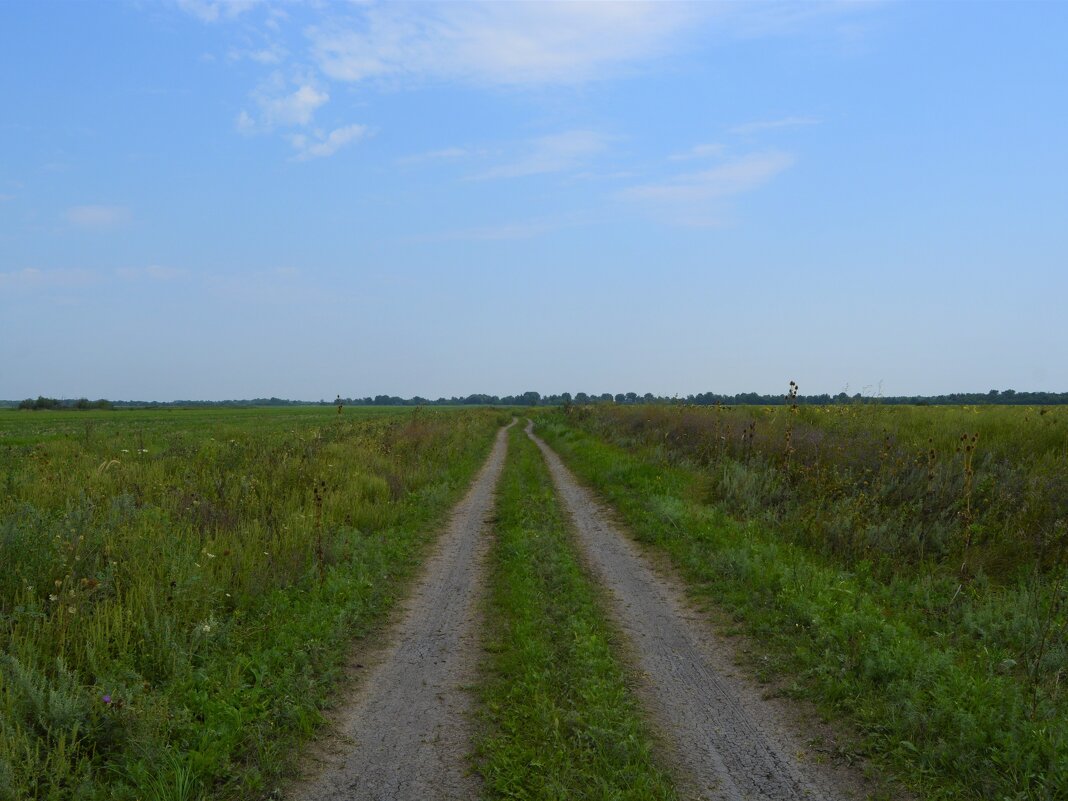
[526,421,874,801]
[288,421,514,801]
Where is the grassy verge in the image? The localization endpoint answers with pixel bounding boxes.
[1,407,506,801]
[535,412,1067,801]
[476,425,677,800]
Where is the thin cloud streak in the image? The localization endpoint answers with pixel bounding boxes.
[66,205,130,228]
[0,268,99,290]
[473,130,609,180]
[437,221,554,242]
[620,151,795,203]
[730,116,820,135]
[397,147,483,166]
[669,142,725,160]
[115,265,188,281]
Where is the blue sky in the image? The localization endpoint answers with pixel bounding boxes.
[1,1,1066,400]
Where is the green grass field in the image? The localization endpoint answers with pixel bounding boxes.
[0,406,502,800]
[3,402,1066,800]
[536,403,1068,799]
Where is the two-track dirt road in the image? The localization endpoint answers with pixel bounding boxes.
[291,419,869,800]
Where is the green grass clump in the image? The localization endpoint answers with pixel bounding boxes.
[477,425,677,801]
[0,406,501,800]
[535,410,1067,800]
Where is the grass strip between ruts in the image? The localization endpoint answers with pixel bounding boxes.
[476,424,678,801]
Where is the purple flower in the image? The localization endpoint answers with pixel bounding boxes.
[102,694,112,705]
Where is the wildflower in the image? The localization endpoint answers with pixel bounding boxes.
[102,694,112,705]
[201,622,212,633]
[49,594,58,602]
[68,606,76,614]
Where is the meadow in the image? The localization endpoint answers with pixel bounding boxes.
[537,401,1068,799]
[0,406,503,800]
[4,400,1067,801]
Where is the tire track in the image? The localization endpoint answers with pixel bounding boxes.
[291,421,514,801]
[526,421,858,801]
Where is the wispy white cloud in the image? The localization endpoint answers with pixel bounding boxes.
[115,265,188,281]
[238,76,329,132]
[66,205,130,228]
[0,267,98,290]
[228,43,286,65]
[309,2,710,87]
[669,142,725,161]
[397,147,484,166]
[620,151,794,204]
[439,221,554,242]
[290,124,370,160]
[475,131,609,180]
[0,193,14,202]
[730,116,820,135]
[176,0,261,24]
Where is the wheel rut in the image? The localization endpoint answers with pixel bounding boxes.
[526,421,862,801]
[289,421,514,801]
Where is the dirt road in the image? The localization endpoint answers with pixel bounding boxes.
[526,421,860,801]
[290,421,513,801]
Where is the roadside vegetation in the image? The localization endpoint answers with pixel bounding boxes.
[0,406,502,801]
[536,401,1068,800]
[477,424,677,800]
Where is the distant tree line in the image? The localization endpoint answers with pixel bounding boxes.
[5,388,1068,411]
[12,397,115,411]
